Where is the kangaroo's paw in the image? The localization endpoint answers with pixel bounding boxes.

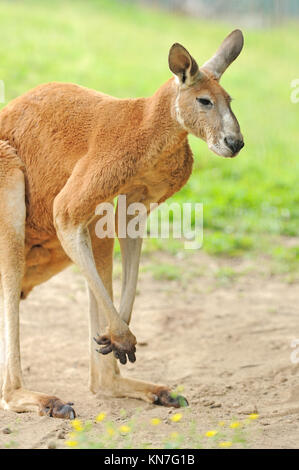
[94,330,137,365]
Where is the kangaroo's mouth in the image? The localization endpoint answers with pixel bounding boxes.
[208,142,235,158]
[208,140,244,158]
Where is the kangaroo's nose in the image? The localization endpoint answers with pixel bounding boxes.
[224,136,244,154]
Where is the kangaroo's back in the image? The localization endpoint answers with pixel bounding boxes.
[0,82,124,233]
[0,82,112,169]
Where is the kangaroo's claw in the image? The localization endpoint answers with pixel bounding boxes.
[154,390,189,408]
[94,333,137,364]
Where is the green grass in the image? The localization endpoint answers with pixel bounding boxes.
[62,412,259,449]
[0,410,260,449]
[0,0,298,265]
[144,262,182,281]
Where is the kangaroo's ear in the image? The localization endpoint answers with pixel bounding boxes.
[168,43,201,86]
[202,29,244,80]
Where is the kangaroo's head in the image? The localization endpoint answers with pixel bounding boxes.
[169,30,244,157]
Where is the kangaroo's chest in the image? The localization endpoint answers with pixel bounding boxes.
[135,141,194,204]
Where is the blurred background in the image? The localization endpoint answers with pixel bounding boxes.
[0,0,298,273]
[1,2,299,449]
[140,0,299,26]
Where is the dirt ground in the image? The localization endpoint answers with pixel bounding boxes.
[0,249,299,449]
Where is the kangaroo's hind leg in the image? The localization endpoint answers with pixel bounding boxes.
[88,205,188,408]
[0,141,75,419]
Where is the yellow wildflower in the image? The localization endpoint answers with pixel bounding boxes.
[119,425,131,433]
[96,412,106,422]
[170,432,179,439]
[71,419,84,432]
[218,421,225,427]
[230,421,241,429]
[248,413,259,420]
[205,430,218,437]
[106,427,115,437]
[219,441,232,448]
[171,413,182,423]
[66,440,78,447]
[150,418,161,426]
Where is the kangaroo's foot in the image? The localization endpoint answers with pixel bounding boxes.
[154,389,189,408]
[95,374,188,408]
[39,397,76,419]
[1,388,76,419]
[94,330,137,365]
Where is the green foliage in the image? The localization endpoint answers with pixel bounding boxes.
[144,263,182,281]
[0,0,298,264]
[65,412,260,449]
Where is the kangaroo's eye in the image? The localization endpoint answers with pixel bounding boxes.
[196,97,213,107]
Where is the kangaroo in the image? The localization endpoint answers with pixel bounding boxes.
[0,30,244,418]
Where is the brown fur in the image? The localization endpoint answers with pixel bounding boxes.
[0,31,244,416]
